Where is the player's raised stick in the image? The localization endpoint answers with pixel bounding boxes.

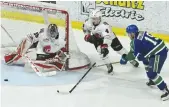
[57,62,96,94]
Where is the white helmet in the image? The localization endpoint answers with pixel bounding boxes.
[89,9,102,26]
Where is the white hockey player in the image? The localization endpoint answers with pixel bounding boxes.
[83,9,139,74]
[4,24,68,74]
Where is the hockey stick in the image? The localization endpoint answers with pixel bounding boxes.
[1,25,17,47]
[94,61,120,68]
[24,54,57,76]
[57,62,96,94]
[2,25,56,76]
[42,9,50,25]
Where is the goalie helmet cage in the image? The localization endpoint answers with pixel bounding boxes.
[1,1,91,70]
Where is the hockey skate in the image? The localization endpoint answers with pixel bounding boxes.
[106,64,114,75]
[146,79,155,87]
[161,86,169,101]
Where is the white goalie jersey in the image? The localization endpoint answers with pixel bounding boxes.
[27,27,65,55]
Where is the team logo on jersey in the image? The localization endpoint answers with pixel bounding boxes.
[43,45,51,53]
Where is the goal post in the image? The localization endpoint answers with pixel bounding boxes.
[1,1,91,70]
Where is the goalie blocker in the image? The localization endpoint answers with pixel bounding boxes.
[4,24,70,74]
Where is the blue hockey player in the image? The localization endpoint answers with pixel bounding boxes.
[120,24,169,101]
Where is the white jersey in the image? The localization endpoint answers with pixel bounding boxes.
[27,27,65,55]
[83,19,116,46]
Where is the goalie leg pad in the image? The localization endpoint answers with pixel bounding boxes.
[4,53,21,64]
[33,60,64,72]
[4,38,32,64]
[35,62,63,71]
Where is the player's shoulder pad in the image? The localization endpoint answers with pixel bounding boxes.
[99,22,111,33]
[102,22,111,29]
[137,31,145,40]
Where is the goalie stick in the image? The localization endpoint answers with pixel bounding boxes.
[1,25,17,47]
[57,62,96,94]
[24,54,57,76]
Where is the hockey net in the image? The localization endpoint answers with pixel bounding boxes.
[0,1,91,70]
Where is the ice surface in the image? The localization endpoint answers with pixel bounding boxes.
[1,18,169,107]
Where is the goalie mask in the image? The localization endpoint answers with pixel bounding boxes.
[47,24,59,40]
[126,24,139,40]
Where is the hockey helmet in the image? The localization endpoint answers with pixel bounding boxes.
[126,24,139,39]
[89,9,102,26]
[126,24,139,34]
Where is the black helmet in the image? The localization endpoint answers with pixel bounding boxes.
[47,24,59,39]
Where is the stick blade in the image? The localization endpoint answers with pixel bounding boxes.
[57,90,70,95]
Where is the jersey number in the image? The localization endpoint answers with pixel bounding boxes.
[144,33,158,45]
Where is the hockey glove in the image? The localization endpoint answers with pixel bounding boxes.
[84,34,92,42]
[100,44,109,57]
[120,54,128,65]
[84,34,99,44]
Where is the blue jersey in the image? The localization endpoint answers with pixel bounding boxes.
[133,31,168,60]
